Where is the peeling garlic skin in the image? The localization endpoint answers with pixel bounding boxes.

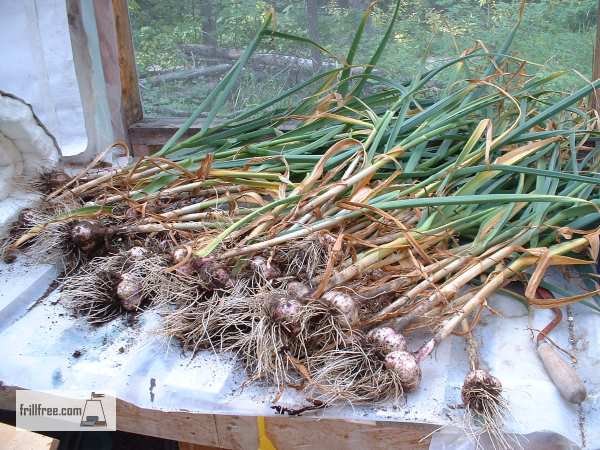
[384,350,422,392]
[116,273,143,311]
[191,257,233,288]
[272,298,303,335]
[71,222,94,243]
[322,290,359,324]
[172,247,195,276]
[368,327,407,353]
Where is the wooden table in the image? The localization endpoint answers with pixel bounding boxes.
[1,385,435,449]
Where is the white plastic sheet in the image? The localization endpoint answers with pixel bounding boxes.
[0,259,598,449]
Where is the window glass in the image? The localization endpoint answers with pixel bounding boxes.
[128,0,596,118]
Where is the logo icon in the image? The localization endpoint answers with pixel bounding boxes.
[79,392,107,427]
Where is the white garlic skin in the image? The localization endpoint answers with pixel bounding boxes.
[172,247,189,263]
[251,255,267,268]
[127,246,148,259]
[368,327,407,353]
[384,350,422,392]
[322,290,359,324]
[116,273,143,311]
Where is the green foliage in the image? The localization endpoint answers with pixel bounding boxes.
[128,0,596,117]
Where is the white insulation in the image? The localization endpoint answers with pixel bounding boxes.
[0,92,60,238]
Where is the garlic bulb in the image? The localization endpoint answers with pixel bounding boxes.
[461,369,502,412]
[127,246,148,259]
[322,290,359,324]
[287,281,310,300]
[116,273,143,311]
[384,350,422,392]
[367,326,407,353]
[70,220,106,253]
[251,256,281,280]
[272,298,302,322]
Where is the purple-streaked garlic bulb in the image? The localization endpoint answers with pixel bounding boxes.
[384,350,422,392]
[368,326,407,353]
[272,298,303,321]
[322,290,359,324]
[70,220,107,253]
[116,273,143,311]
[190,256,233,288]
[250,256,281,280]
[461,369,503,412]
[287,281,310,301]
[45,170,70,191]
[127,246,148,259]
[271,298,303,334]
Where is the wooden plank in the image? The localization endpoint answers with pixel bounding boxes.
[1,386,435,449]
[127,117,297,156]
[96,0,143,145]
[0,422,59,450]
[178,443,226,450]
[128,118,203,156]
[117,398,435,450]
[259,416,433,450]
[112,0,143,128]
[94,0,126,141]
[129,118,202,144]
[116,399,221,448]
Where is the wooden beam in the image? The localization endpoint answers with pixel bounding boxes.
[128,118,205,156]
[0,422,59,450]
[1,387,435,449]
[95,0,143,146]
[128,118,298,157]
[116,399,435,450]
[112,0,143,127]
[179,443,226,450]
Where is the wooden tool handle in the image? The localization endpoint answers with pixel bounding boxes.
[537,341,587,404]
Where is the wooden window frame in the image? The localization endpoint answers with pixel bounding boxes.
[100,0,600,156]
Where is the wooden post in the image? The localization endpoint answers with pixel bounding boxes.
[94,0,143,147]
[111,0,143,128]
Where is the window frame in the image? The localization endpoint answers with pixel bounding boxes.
[102,0,600,156]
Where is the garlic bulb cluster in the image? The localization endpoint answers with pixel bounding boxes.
[368,326,421,392]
